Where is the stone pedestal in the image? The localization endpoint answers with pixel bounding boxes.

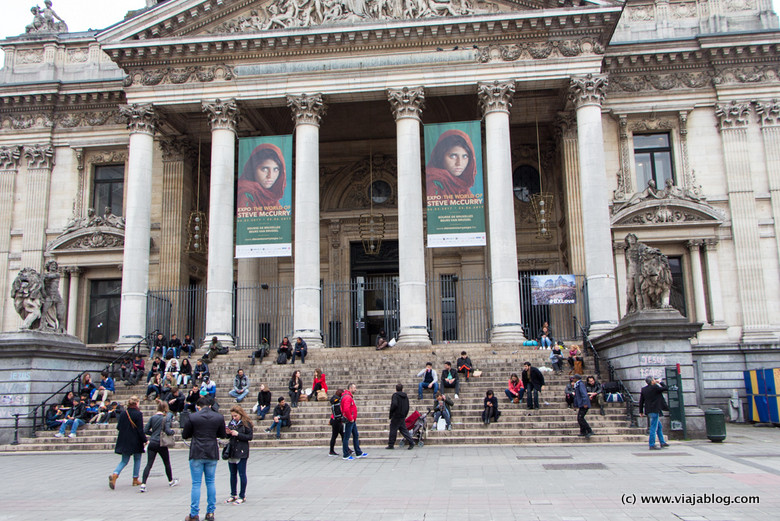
[593,309,706,438]
[0,331,116,445]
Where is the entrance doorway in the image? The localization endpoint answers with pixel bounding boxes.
[350,240,399,346]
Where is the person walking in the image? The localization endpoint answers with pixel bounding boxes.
[573,374,593,438]
[109,396,147,490]
[521,362,545,410]
[386,384,414,450]
[328,389,345,457]
[224,405,254,505]
[140,400,179,492]
[181,396,228,521]
[341,383,367,460]
[639,375,669,450]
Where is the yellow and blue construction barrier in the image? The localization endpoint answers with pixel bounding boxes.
[743,368,780,423]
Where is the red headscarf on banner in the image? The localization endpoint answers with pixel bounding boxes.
[425,129,477,198]
[237,143,287,209]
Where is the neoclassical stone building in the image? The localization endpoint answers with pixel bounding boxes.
[0,0,779,406]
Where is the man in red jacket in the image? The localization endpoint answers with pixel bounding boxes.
[341,383,368,460]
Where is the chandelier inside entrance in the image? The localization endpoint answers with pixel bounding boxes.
[359,145,385,255]
[186,139,208,254]
[531,103,553,240]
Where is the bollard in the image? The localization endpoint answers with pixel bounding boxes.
[11,413,21,445]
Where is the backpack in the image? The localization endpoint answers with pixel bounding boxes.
[277,351,288,365]
[330,395,343,422]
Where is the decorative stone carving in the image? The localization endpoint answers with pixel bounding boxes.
[715,100,751,130]
[119,104,158,135]
[614,114,631,201]
[15,49,44,64]
[54,110,125,129]
[624,233,672,314]
[713,66,779,85]
[123,65,235,87]
[159,137,194,162]
[62,207,125,234]
[387,87,425,121]
[723,0,755,12]
[569,74,608,109]
[23,145,54,170]
[626,5,655,21]
[88,151,128,166]
[608,72,712,92]
[755,99,780,127]
[554,111,576,140]
[287,94,326,126]
[69,232,124,249]
[0,146,23,170]
[477,81,515,115]
[677,110,703,198]
[11,260,65,331]
[66,48,88,63]
[203,98,240,132]
[328,220,341,249]
[476,38,604,63]
[614,179,703,212]
[1,113,54,130]
[209,0,495,33]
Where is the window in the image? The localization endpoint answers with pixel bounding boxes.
[512,165,540,202]
[93,165,124,217]
[88,279,121,344]
[633,133,674,189]
[441,275,458,341]
[667,256,687,318]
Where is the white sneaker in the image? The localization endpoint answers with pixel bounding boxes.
[54,432,63,438]
[169,478,179,487]
[454,394,459,399]
[68,433,77,438]
[140,484,147,493]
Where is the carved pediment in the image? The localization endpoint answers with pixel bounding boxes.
[611,198,724,227]
[47,208,126,252]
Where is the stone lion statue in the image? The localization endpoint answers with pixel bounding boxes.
[638,250,672,309]
[12,268,44,329]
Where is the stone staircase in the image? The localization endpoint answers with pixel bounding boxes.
[0,344,645,451]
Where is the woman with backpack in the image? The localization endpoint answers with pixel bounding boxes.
[140,400,179,492]
[328,389,344,457]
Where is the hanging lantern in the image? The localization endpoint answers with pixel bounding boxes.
[359,212,385,255]
[531,193,554,240]
[186,139,208,254]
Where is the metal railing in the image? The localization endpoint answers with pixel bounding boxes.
[234,283,293,350]
[608,361,640,428]
[10,330,157,445]
[147,287,207,345]
[573,314,601,380]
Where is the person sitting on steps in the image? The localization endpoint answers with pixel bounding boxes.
[256,384,272,421]
[550,342,565,374]
[277,337,292,364]
[265,396,291,439]
[229,369,250,403]
[291,337,307,364]
[288,370,303,408]
[538,321,554,348]
[441,361,460,399]
[505,373,525,404]
[456,351,473,381]
[482,389,500,425]
[376,329,389,350]
[251,337,270,365]
[568,344,584,375]
[417,362,439,400]
[585,375,605,416]
[433,391,454,430]
[312,368,328,400]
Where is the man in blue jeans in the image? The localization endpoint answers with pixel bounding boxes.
[639,375,670,450]
[341,383,368,460]
[182,396,227,521]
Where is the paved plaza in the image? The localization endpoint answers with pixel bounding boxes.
[1,423,778,521]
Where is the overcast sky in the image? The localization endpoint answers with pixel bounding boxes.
[0,0,779,68]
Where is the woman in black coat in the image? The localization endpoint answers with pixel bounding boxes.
[225,405,254,504]
[109,395,147,490]
[482,389,501,425]
[288,370,302,408]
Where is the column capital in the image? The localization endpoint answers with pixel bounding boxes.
[686,239,704,251]
[0,145,23,170]
[715,100,751,131]
[755,99,780,128]
[387,87,425,121]
[612,241,627,253]
[287,93,326,126]
[23,144,54,170]
[67,266,82,275]
[159,136,195,162]
[478,80,515,116]
[703,238,719,250]
[119,103,158,135]
[202,98,240,132]
[568,74,608,109]
[554,111,577,140]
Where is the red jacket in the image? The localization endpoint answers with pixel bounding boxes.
[312,374,328,393]
[507,378,524,395]
[341,390,357,421]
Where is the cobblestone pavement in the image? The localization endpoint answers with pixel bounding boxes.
[1,423,778,521]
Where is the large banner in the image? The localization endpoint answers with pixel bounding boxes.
[424,120,486,248]
[235,135,293,258]
[531,274,577,305]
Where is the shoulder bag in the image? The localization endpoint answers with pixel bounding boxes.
[159,415,175,448]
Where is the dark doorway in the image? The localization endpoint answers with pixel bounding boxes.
[349,240,399,346]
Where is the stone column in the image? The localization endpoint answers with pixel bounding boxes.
[236,258,260,348]
[67,267,81,336]
[287,94,326,348]
[0,146,21,328]
[202,99,240,346]
[21,145,55,272]
[117,104,158,349]
[703,238,726,326]
[478,81,525,344]
[158,138,192,289]
[387,87,431,347]
[715,101,772,342]
[556,113,586,276]
[756,100,780,265]
[613,241,627,318]
[569,74,619,337]
[686,240,708,324]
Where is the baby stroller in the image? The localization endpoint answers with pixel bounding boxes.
[400,408,432,448]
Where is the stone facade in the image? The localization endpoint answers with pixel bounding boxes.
[0,0,779,409]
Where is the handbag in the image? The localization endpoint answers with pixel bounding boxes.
[299,393,308,402]
[222,440,235,460]
[436,417,447,431]
[317,390,328,401]
[160,430,175,448]
[605,392,624,403]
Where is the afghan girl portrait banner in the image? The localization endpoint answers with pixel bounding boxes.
[235,135,293,258]
[423,120,486,248]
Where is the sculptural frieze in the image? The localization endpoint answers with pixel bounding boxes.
[608,72,712,93]
[624,234,672,315]
[12,261,66,332]
[713,66,779,86]
[613,179,704,214]
[62,207,125,235]
[25,1,68,34]
[476,38,604,63]
[123,65,235,87]
[1,114,54,131]
[54,110,125,129]
[208,0,498,33]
